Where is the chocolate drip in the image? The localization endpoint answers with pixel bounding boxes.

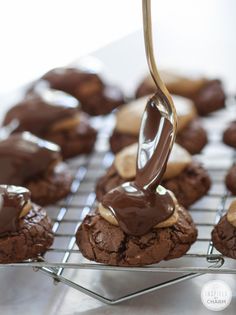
[135,98,174,190]
[0,185,30,235]
[3,85,78,137]
[0,132,60,185]
[102,95,175,236]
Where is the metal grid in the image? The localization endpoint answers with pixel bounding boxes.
[1,100,236,304]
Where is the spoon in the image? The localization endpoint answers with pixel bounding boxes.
[136,0,178,190]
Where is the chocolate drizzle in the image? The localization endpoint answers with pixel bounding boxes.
[3,85,78,137]
[102,95,176,236]
[0,185,30,236]
[0,132,60,185]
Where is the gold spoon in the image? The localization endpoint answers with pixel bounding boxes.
[142,0,177,137]
[135,0,178,189]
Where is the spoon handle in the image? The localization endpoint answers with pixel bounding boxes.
[142,0,177,129]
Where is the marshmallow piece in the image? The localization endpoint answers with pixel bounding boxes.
[227,200,236,227]
[50,114,81,132]
[114,143,138,179]
[173,95,197,132]
[116,96,149,135]
[19,200,32,218]
[145,71,208,98]
[114,142,192,180]
[115,94,196,135]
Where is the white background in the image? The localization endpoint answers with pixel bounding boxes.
[0,0,235,94]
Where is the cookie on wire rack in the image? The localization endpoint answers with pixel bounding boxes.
[212,200,236,259]
[0,185,54,263]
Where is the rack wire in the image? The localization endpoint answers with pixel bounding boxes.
[1,100,236,304]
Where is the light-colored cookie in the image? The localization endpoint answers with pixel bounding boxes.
[115,94,196,135]
[227,200,236,228]
[114,142,192,180]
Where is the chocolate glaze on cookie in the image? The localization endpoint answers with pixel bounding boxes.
[0,185,54,263]
[3,88,78,137]
[102,94,176,236]
[0,185,30,235]
[0,132,60,186]
[33,67,125,116]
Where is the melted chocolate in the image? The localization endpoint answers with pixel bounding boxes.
[102,95,175,236]
[0,132,60,185]
[3,85,78,137]
[102,184,174,236]
[40,67,104,98]
[0,185,30,235]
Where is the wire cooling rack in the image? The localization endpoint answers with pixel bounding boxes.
[1,99,236,304]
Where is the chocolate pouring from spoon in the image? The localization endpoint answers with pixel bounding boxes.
[102,0,178,236]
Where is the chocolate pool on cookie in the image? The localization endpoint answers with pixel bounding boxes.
[3,87,97,159]
[0,185,54,263]
[0,132,73,206]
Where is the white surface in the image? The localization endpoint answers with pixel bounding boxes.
[0,1,236,314]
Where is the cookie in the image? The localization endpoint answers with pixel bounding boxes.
[3,87,97,159]
[96,143,211,207]
[76,205,197,266]
[32,67,125,116]
[136,72,225,116]
[110,95,207,154]
[223,121,236,149]
[0,132,73,205]
[212,200,236,259]
[0,185,54,263]
[175,119,208,155]
[26,163,73,206]
[225,164,236,195]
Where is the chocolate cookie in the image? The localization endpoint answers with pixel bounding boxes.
[110,119,207,155]
[223,121,236,149]
[3,88,97,159]
[76,205,197,266]
[225,164,236,195]
[212,200,236,259]
[212,215,236,258]
[0,185,54,263]
[33,67,125,116]
[136,72,225,116]
[26,163,73,206]
[175,119,208,155]
[96,162,211,208]
[0,132,73,205]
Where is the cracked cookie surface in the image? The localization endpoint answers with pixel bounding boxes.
[212,214,236,259]
[76,206,197,266]
[0,205,54,263]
